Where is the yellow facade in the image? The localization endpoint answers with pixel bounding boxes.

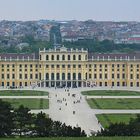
[0,47,140,88]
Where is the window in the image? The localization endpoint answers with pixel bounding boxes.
[68,73,71,80]
[7,82,10,86]
[68,65,71,68]
[117,74,120,79]
[73,55,76,60]
[130,74,133,79]
[99,74,102,79]
[25,74,27,79]
[51,65,54,68]
[46,65,49,68]
[2,74,4,79]
[137,74,139,79]
[130,64,133,68]
[25,82,27,86]
[112,74,114,79]
[105,82,107,86]
[117,82,120,86]
[19,74,22,79]
[122,64,125,68]
[46,55,49,60]
[7,74,10,79]
[130,82,133,87]
[62,65,65,68]
[12,74,15,79]
[78,55,81,60]
[62,55,65,60]
[57,55,59,60]
[68,55,70,60]
[89,74,91,79]
[40,55,42,60]
[78,65,81,68]
[46,73,49,80]
[62,73,65,80]
[30,74,33,79]
[105,74,108,79]
[51,55,54,60]
[12,82,15,87]
[94,74,97,79]
[99,82,102,86]
[51,73,54,80]
[112,82,114,86]
[78,73,81,80]
[57,65,60,68]
[73,65,76,68]
[85,55,87,60]
[56,73,60,80]
[35,74,38,79]
[73,73,76,80]
[122,74,125,79]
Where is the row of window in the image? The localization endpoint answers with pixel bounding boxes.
[98,82,140,87]
[1,74,38,79]
[40,54,84,61]
[1,73,140,80]
[1,81,140,87]
[90,73,140,79]
[44,73,82,80]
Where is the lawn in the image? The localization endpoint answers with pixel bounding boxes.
[2,98,49,109]
[82,90,140,96]
[0,90,48,96]
[1,137,140,140]
[87,98,140,109]
[96,114,138,128]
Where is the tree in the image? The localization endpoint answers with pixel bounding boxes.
[14,105,33,136]
[0,99,14,137]
[34,112,52,137]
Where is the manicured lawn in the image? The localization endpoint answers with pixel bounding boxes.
[87,98,140,109]
[1,137,140,140]
[82,90,140,96]
[0,90,48,96]
[2,98,49,109]
[96,114,138,128]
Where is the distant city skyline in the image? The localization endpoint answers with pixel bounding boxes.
[0,0,140,21]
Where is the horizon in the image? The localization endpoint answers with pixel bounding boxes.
[0,0,140,22]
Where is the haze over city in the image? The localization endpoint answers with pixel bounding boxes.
[0,0,140,21]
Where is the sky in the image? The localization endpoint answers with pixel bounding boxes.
[0,0,140,21]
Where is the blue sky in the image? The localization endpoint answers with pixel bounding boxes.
[0,0,140,21]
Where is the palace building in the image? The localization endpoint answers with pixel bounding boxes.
[0,46,140,88]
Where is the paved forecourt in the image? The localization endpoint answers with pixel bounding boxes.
[1,86,140,135]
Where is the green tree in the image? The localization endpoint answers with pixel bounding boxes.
[14,105,33,136]
[0,99,14,137]
[34,112,52,137]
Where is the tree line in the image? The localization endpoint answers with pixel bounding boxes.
[97,114,140,136]
[0,99,86,137]
[1,36,140,53]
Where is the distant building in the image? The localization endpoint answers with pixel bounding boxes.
[127,35,140,44]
